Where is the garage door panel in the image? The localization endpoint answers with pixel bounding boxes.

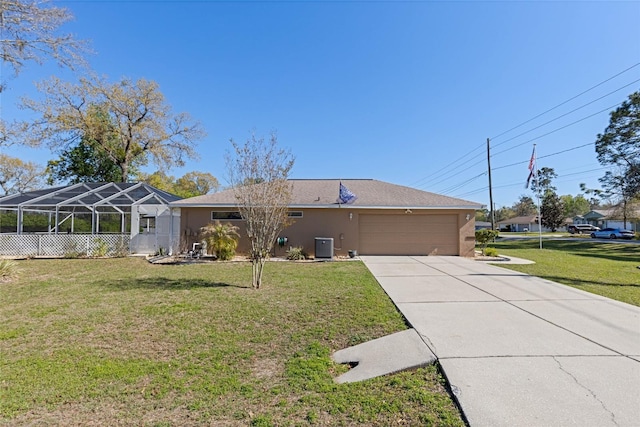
[359,214,458,255]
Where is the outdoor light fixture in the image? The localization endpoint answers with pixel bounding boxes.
[466,214,471,220]
[405,209,412,214]
[349,212,353,220]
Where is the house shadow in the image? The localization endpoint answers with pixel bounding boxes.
[96,277,250,291]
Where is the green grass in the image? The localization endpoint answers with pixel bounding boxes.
[490,239,640,306]
[0,258,464,426]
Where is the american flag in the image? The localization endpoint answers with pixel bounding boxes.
[525,146,536,189]
[338,182,357,204]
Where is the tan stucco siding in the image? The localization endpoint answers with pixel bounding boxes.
[179,207,476,257]
[277,209,358,257]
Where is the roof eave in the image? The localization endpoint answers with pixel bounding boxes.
[172,202,485,210]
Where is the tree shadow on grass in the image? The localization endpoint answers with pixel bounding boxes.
[494,239,640,263]
[96,277,251,291]
[538,275,640,288]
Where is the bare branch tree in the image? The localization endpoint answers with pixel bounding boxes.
[0,0,88,91]
[15,75,206,182]
[226,132,294,289]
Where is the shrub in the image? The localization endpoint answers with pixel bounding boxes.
[63,240,82,258]
[200,221,240,261]
[286,246,306,261]
[0,259,18,280]
[475,229,499,255]
[484,247,499,257]
[113,237,129,258]
[92,239,109,257]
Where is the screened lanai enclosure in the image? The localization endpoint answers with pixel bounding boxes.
[0,182,181,257]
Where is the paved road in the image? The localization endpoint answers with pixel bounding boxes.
[499,234,640,244]
[361,255,640,427]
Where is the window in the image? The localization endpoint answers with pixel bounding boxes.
[288,211,303,218]
[211,211,243,221]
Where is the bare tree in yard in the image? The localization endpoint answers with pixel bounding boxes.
[15,76,205,181]
[0,0,88,91]
[226,133,294,289]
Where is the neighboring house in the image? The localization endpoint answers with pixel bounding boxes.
[171,179,484,257]
[582,209,640,231]
[573,215,589,225]
[497,215,545,232]
[475,221,492,230]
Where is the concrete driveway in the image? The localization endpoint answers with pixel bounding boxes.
[360,255,640,427]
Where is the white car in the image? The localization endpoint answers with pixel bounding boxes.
[590,228,635,240]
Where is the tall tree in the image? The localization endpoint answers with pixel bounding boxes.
[139,170,219,198]
[175,172,220,198]
[579,183,603,209]
[0,0,88,91]
[16,75,205,181]
[140,171,175,193]
[226,133,294,289]
[494,206,516,223]
[561,194,590,218]
[541,192,565,232]
[512,195,537,216]
[0,154,44,195]
[595,91,640,202]
[46,140,123,184]
[530,167,557,196]
[475,208,489,222]
[46,105,135,184]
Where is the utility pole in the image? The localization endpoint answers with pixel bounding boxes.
[487,138,495,230]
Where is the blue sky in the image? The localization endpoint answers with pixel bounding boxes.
[2,0,639,209]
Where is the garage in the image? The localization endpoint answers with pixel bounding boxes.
[359,214,459,255]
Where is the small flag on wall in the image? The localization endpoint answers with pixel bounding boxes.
[525,146,536,189]
[338,182,357,204]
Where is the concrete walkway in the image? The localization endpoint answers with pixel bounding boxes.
[360,255,640,427]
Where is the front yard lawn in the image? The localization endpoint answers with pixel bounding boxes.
[490,239,640,306]
[0,258,464,426]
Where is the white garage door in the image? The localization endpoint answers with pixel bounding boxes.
[359,214,459,255]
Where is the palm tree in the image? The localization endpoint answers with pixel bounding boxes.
[199,221,240,261]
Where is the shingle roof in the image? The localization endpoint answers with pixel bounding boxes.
[497,215,539,224]
[585,208,640,220]
[171,179,483,209]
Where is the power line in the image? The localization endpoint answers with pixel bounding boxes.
[490,62,640,141]
[452,166,606,199]
[492,78,640,149]
[441,142,599,196]
[492,142,594,171]
[439,172,486,194]
[436,141,596,195]
[411,65,639,190]
[409,143,485,188]
[410,64,639,196]
[491,102,622,158]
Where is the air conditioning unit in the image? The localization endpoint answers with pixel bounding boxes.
[315,237,334,259]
